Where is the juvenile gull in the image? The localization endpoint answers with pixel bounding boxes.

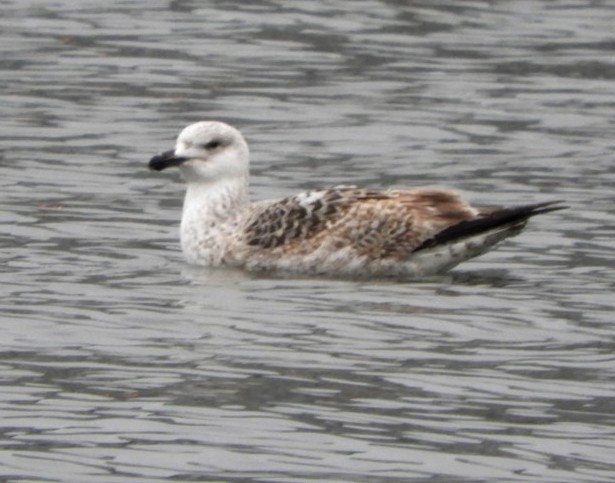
[149,121,564,278]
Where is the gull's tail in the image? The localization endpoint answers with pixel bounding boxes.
[408,201,566,275]
[414,201,566,252]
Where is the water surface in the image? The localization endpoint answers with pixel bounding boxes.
[1,1,614,481]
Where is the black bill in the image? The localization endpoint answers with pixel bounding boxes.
[149,150,189,171]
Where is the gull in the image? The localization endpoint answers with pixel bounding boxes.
[149,121,564,278]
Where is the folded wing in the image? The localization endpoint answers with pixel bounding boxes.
[242,186,498,259]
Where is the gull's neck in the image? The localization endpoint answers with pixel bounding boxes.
[183,176,249,217]
[180,176,249,265]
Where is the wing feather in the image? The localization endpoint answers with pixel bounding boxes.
[244,186,386,248]
[242,186,478,259]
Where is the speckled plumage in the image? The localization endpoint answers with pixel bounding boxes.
[149,121,564,278]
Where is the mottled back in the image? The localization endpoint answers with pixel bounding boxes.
[243,186,477,259]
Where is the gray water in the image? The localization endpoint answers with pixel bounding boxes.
[1,1,614,481]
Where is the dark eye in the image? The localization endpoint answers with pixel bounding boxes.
[203,140,222,150]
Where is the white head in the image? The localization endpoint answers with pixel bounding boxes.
[149,121,250,184]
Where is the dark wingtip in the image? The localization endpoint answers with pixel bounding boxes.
[414,200,567,252]
[525,201,568,216]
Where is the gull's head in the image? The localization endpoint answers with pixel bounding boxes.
[149,121,249,183]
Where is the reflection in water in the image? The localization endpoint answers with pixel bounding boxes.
[1,0,614,481]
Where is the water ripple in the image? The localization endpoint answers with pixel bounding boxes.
[1,0,614,481]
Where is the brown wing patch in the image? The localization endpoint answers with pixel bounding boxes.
[391,189,477,223]
[335,199,420,259]
[244,187,478,260]
[244,187,389,249]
